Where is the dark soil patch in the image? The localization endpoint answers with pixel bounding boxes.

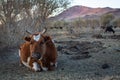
[92,34,103,39]
[92,34,120,40]
[56,41,104,60]
[101,63,110,69]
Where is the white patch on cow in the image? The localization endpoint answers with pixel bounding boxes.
[18,49,21,57]
[50,62,54,66]
[22,61,31,68]
[55,62,58,68]
[27,57,31,64]
[33,34,41,41]
[42,67,48,71]
[32,62,41,71]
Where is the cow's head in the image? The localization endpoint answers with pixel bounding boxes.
[25,28,47,60]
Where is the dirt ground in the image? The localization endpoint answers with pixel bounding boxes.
[0,28,120,80]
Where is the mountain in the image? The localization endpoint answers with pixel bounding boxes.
[50,5,120,20]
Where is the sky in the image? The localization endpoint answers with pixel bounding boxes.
[70,0,120,8]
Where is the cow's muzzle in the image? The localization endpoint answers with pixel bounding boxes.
[31,52,41,60]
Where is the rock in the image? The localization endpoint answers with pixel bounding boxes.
[69,47,78,52]
[101,63,110,69]
[102,51,106,54]
[94,72,100,75]
[81,51,89,55]
[57,46,63,51]
[62,49,72,55]
[61,68,64,70]
[75,45,81,50]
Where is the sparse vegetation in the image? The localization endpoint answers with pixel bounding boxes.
[100,13,115,26]
[0,1,120,80]
[112,18,120,27]
[0,0,70,48]
[0,27,120,80]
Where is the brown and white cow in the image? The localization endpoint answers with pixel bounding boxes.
[19,28,58,71]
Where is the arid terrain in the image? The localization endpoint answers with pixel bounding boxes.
[0,27,120,80]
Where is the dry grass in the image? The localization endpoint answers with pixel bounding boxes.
[0,27,120,80]
[0,19,41,49]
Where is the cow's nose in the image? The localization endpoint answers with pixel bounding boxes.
[31,52,41,60]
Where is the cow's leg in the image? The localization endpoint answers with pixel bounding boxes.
[37,60,44,71]
[41,63,48,71]
[28,58,41,72]
[38,59,48,71]
[49,62,58,70]
[50,62,57,68]
[42,67,48,71]
[112,30,115,34]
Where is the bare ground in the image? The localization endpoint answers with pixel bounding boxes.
[0,28,120,80]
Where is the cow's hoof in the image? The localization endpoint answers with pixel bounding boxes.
[42,67,48,71]
[31,68,41,72]
[35,69,41,72]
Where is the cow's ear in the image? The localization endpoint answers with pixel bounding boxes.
[44,36,50,42]
[24,36,31,42]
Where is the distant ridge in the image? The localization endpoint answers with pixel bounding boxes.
[50,5,120,20]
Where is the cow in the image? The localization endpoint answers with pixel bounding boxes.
[19,28,58,71]
[105,25,115,34]
[19,28,48,71]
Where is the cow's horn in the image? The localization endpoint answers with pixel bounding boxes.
[26,30,32,34]
[41,27,47,34]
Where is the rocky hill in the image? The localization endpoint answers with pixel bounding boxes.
[51,5,120,20]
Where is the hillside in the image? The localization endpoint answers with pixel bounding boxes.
[51,5,120,20]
